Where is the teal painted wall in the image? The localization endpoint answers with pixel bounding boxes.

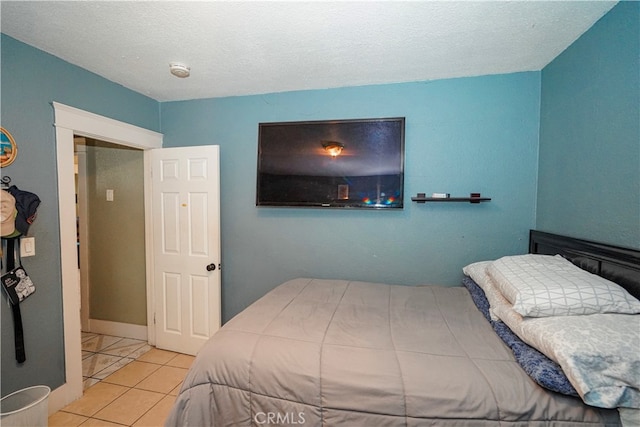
[160,73,541,320]
[538,1,640,248]
[0,34,159,396]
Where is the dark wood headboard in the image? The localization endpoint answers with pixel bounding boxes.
[529,230,640,300]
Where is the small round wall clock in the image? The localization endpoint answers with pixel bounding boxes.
[0,127,18,167]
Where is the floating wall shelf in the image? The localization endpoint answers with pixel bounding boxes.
[411,193,491,204]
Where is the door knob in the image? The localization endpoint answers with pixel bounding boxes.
[206,263,216,271]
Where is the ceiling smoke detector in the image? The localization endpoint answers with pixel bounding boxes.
[169,62,191,78]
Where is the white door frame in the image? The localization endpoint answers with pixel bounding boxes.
[75,139,90,332]
[51,102,163,413]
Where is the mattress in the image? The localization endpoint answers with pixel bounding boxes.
[165,278,620,426]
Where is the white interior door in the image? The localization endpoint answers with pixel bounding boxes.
[151,145,221,355]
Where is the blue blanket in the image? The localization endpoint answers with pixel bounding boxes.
[462,276,578,396]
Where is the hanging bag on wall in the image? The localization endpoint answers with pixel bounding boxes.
[1,239,28,363]
[1,253,36,305]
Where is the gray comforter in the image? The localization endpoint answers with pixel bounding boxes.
[165,278,620,426]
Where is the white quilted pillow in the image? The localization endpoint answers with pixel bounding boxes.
[463,261,512,321]
[487,254,640,317]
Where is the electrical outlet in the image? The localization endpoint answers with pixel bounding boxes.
[106,189,114,201]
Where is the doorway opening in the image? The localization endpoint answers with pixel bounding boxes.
[51,102,162,412]
[74,137,147,340]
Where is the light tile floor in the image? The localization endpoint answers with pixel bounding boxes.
[48,332,194,427]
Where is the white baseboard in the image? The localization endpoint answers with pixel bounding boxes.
[88,319,148,341]
[49,381,82,415]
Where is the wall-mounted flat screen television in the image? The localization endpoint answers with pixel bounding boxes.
[256,117,405,209]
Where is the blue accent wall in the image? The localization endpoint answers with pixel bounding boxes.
[161,73,541,320]
[538,1,640,248]
[0,34,159,396]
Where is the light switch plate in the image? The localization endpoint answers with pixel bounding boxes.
[21,237,36,257]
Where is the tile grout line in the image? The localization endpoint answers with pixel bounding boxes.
[50,332,194,427]
[82,333,151,390]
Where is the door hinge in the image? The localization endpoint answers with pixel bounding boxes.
[153,313,156,325]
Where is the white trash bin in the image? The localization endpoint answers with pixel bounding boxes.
[0,385,50,427]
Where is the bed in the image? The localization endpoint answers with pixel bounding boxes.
[165,231,639,426]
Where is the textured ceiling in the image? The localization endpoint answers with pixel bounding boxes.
[1,1,617,102]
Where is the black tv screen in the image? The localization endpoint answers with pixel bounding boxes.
[256,117,405,209]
